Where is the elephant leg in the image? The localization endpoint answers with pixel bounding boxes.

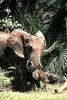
[30,77,37,91]
[14,70,21,90]
[35,79,40,89]
[30,76,41,90]
[41,76,48,90]
[41,80,46,90]
[11,66,21,91]
[20,73,27,92]
[16,63,27,92]
[12,54,27,91]
[14,65,27,92]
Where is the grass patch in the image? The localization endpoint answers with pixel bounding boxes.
[0,69,67,100]
[0,69,13,91]
[0,69,11,85]
[0,84,67,100]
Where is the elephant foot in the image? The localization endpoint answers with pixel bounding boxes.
[20,88,27,92]
[20,84,27,92]
[20,81,27,92]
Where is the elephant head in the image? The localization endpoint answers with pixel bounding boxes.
[7,29,46,68]
[24,31,46,68]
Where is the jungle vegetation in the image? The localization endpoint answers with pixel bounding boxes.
[0,0,67,79]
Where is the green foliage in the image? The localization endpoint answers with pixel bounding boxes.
[0,84,67,100]
[41,52,65,76]
[26,14,38,34]
[0,0,67,76]
[64,64,67,71]
[0,69,11,84]
[40,38,66,76]
[0,17,22,32]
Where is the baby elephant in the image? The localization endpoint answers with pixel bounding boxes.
[32,69,48,90]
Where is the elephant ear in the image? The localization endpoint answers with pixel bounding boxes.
[7,31,25,58]
[36,31,46,49]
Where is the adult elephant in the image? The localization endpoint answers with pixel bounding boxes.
[9,29,46,91]
[0,29,46,91]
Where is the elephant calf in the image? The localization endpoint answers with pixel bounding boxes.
[32,69,48,90]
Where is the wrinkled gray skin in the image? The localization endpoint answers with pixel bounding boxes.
[9,29,46,68]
